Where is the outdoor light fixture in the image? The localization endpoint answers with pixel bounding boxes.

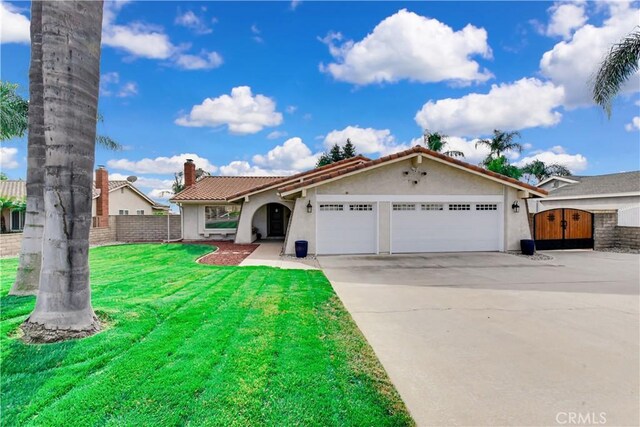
[512,201,520,213]
[306,200,313,213]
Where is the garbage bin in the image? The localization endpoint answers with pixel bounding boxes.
[295,240,308,258]
[520,239,535,256]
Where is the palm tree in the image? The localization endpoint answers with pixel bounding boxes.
[475,129,523,165]
[21,0,104,343]
[593,28,640,117]
[422,131,464,158]
[0,82,29,141]
[521,160,572,184]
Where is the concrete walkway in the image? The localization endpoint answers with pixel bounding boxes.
[239,241,319,270]
[319,251,640,426]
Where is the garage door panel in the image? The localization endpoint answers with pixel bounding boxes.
[317,203,377,254]
[391,202,501,253]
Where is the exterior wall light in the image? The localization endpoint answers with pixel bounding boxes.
[512,201,520,213]
[306,200,313,213]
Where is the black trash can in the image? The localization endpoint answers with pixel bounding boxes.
[295,240,308,258]
[520,239,535,256]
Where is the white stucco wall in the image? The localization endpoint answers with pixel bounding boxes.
[234,190,294,244]
[181,203,238,241]
[109,187,156,215]
[283,157,533,255]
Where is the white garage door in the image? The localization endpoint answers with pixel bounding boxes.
[391,202,501,253]
[317,203,377,254]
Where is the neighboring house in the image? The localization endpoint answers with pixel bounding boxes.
[0,167,168,232]
[0,180,26,233]
[531,171,640,226]
[172,147,546,255]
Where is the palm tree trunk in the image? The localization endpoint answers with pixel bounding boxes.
[22,0,104,343]
[10,1,45,296]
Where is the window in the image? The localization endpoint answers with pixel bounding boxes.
[319,204,343,211]
[205,205,241,229]
[119,209,129,215]
[422,203,443,211]
[476,204,497,211]
[10,210,25,231]
[393,203,415,211]
[136,209,145,215]
[349,204,372,211]
[448,204,470,211]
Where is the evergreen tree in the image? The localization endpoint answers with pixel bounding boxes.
[329,143,344,163]
[342,138,357,158]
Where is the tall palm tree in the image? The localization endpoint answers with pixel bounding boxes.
[22,0,104,343]
[422,131,464,158]
[0,82,29,141]
[593,28,640,117]
[475,129,523,165]
[521,160,572,184]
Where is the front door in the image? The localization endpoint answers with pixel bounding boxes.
[534,208,593,250]
[267,203,285,237]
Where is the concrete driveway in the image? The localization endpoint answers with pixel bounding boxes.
[319,251,639,426]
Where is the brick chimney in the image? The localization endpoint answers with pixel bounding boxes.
[95,165,109,227]
[184,159,196,188]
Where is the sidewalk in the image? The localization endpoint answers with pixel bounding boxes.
[239,241,319,270]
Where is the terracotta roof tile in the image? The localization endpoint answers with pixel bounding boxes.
[170,176,286,202]
[278,146,547,196]
[0,180,26,200]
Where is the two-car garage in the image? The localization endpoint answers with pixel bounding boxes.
[316,199,503,255]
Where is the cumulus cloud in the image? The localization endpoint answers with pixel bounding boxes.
[515,145,588,173]
[108,173,173,190]
[320,9,492,85]
[102,2,223,70]
[107,153,217,174]
[625,116,640,132]
[540,1,640,107]
[545,2,587,39]
[0,147,19,169]
[324,125,407,155]
[414,78,565,137]
[253,137,320,172]
[218,161,273,177]
[100,72,138,97]
[175,86,283,134]
[175,10,212,35]
[0,1,29,44]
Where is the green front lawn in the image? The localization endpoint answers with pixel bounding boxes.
[1,244,412,426]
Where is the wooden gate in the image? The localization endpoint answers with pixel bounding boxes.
[534,208,593,250]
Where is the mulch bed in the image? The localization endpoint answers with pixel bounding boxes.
[184,240,260,266]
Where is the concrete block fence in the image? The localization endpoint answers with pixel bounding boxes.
[115,215,181,242]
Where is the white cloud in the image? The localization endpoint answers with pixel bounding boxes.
[0,147,19,169]
[625,116,640,132]
[108,173,173,190]
[546,2,587,39]
[250,24,263,43]
[103,2,223,70]
[324,125,403,155]
[515,146,588,173]
[175,86,283,134]
[0,2,30,44]
[175,10,212,34]
[540,1,640,107]
[147,189,175,200]
[290,0,301,11]
[174,51,223,70]
[285,105,298,114]
[253,137,320,172]
[107,153,217,174]
[266,130,288,140]
[320,9,492,85]
[218,161,273,177]
[415,78,565,137]
[100,72,138,97]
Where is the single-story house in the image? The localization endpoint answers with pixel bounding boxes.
[530,171,640,226]
[0,166,168,232]
[171,146,546,255]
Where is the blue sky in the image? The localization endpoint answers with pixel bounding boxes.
[1,0,639,200]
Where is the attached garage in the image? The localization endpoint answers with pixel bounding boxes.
[316,202,377,254]
[390,201,502,253]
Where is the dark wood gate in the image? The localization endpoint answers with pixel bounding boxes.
[534,208,594,250]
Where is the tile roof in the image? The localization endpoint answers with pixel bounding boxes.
[278,146,547,196]
[225,155,370,201]
[170,176,286,201]
[0,180,26,199]
[108,180,130,191]
[545,171,640,198]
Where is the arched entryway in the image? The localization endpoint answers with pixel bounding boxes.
[251,202,291,240]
